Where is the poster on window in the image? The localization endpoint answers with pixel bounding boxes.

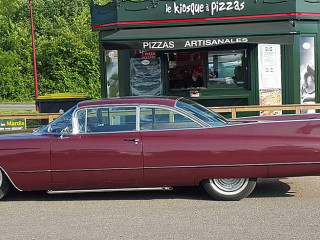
[258,44,282,115]
[130,58,162,96]
[300,37,315,113]
[105,50,119,98]
[259,89,282,116]
[258,44,282,90]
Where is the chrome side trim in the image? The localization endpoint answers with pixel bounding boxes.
[213,118,320,129]
[144,161,320,169]
[235,113,320,120]
[13,167,143,174]
[136,106,141,131]
[47,187,173,195]
[0,166,23,192]
[12,161,320,174]
[13,170,51,173]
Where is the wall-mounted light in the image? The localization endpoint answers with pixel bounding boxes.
[302,42,311,50]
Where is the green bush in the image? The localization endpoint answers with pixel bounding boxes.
[0,0,100,101]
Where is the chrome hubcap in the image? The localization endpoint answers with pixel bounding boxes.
[210,178,249,195]
[0,170,3,187]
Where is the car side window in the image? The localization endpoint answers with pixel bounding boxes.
[140,107,201,131]
[42,106,76,134]
[76,109,86,133]
[76,106,136,133]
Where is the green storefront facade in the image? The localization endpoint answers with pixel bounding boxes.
[90,0,320,109]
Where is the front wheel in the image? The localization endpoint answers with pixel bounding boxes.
[0,170,11,200]
[202,178,257,201]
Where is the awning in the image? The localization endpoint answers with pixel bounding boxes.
[101,21,299,50]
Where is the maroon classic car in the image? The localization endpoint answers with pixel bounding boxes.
[1,97,320,201]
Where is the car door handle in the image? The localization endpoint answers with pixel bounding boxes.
[124,138,139,145]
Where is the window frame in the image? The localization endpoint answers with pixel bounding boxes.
[72,103,207,134]
[73,105,139,134]
[207,49,248,90]
[40,106,77,135]
[138,104,205,132]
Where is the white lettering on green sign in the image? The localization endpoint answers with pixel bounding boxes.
[184,38,248,48]
[165,1,245,16]
[143,41,175,49]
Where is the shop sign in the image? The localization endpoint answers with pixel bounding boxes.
[164,1,245,16]
[142,37,248,50]
[0,119,25,131]
[141,51,156,59]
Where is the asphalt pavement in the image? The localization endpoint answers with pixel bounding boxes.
[0,103,36,110]
[1,177,320,240]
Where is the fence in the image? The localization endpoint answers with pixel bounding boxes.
[0,113,61,123]
[209,103,320,118]
[0,113,61,132]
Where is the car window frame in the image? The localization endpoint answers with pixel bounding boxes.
[137,104,206,132]
[73,105,139,135]
[40,106,77,136]
[71,103,207,135]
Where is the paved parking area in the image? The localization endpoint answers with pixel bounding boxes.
[1,177,320,240]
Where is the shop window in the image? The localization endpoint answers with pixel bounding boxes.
[167,51,248,91]
[208,50,248,89]
[168,52,204,90]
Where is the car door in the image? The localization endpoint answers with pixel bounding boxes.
[139,106,204,186]
[50,106,143,190]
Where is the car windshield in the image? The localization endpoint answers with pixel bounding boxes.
[41,106,76,134]
[175,98,229,126]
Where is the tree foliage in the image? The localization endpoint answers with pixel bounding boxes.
[0,0,100,101]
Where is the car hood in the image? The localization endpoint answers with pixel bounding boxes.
[0,133,54,150]
[0,133,43,140]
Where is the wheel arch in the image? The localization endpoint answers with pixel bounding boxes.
[0,166,23,192]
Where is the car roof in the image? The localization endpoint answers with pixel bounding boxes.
[77,96,180,108]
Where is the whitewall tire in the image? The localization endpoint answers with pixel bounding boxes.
[202,178,257,201]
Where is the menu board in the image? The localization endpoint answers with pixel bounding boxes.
[258,44,281,90]
[130,58,162,96]
[258,44,282,115]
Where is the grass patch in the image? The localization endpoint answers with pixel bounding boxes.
[0,109,38,115]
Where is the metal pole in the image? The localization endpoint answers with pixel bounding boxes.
[29,0,39,109]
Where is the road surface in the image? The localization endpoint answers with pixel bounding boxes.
[1,177,320,239]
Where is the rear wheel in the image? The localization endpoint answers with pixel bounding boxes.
[0,170,11,200]
[202,178,256,201]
